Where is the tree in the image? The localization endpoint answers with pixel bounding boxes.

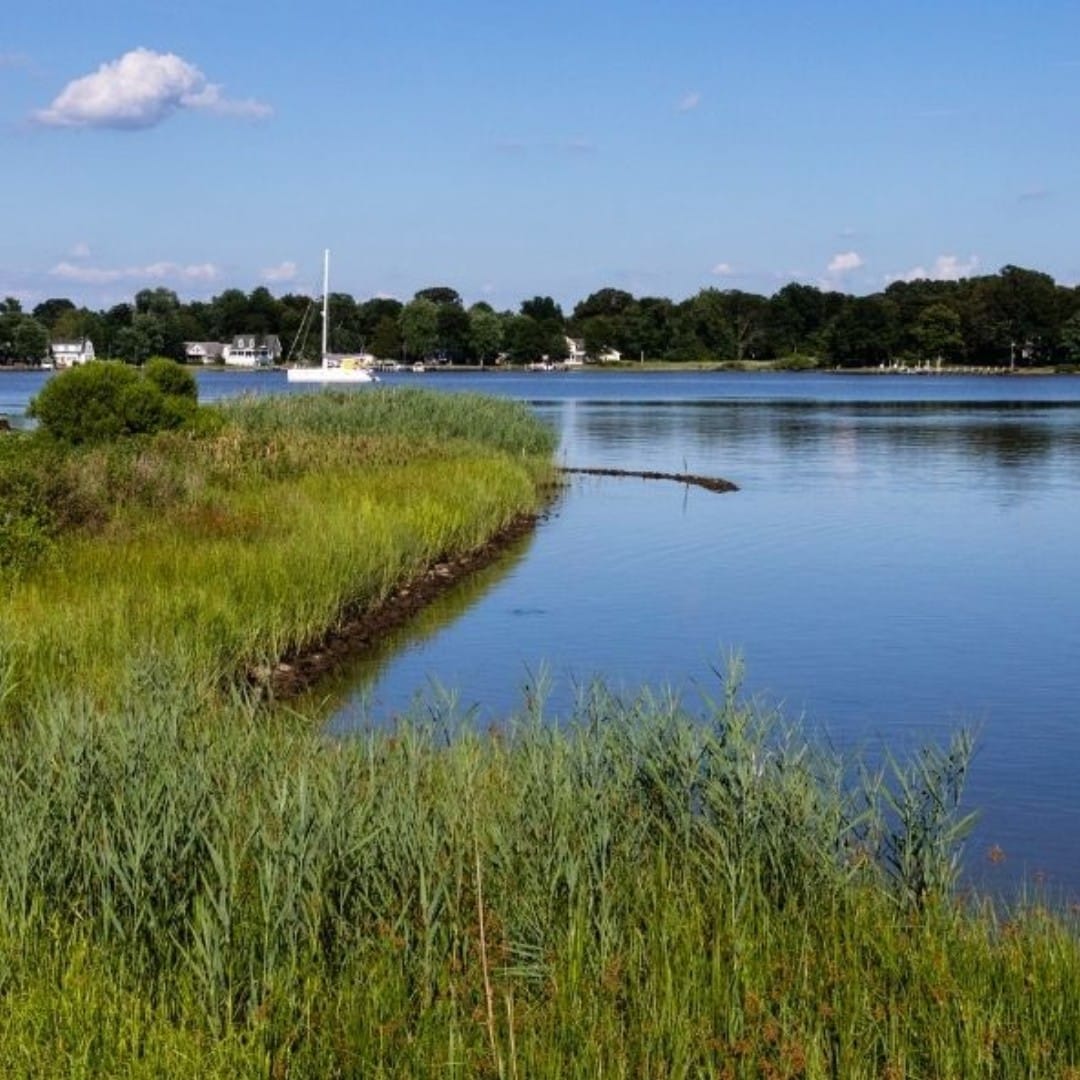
[521,296,564,325]
[32,298,76,330]
[13,318,49,363]
[1060,311,1080,365]
[436,304,472,361]
[399,298,439,360]
[503,315,548,362]
[370,315,402,360]
[691,289,735,358]
[468,305,503,362]
[912,304,964,365]
[134,288,180,316]
[414,287,462,308]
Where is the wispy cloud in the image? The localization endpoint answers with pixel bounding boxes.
[887,253,979,284]
[710,262,735,277]
[1017,186,1050,203]
[69,241,91,259]
[677,91,701,113]
[565,137,596,153]
[827,251,863,274]
[0,52,30,70]
[261,260,297,284]
[34,47,271,130]
[50,259,220,284]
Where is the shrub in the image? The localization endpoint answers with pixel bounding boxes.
[144,357,198,401]
[28,362,199,445]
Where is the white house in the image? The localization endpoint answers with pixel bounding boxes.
[50,338,95,367]
[184,341,226,364]
[597,347,622,363]
[223,334,282,368]
[564,337,587,366]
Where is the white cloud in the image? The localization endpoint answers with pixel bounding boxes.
[677,91,701,113]
[50,260,220,284]
[34,47,271,130]
[888,254,979,284]
[565,136,596,153]
[711,262,734,277]
[261,260,298,284]
[827,251,863,274]
[69,241,91,259]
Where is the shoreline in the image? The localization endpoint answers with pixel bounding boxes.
[254,508,545,700]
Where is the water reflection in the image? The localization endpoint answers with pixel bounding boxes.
[314,529,538,732]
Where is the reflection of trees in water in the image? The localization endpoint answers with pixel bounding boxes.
[308,529,538,724]
[570,400,1080,483]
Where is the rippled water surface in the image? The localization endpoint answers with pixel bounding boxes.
[6,368,1080,892]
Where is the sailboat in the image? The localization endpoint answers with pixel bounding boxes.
[286,250,378,384]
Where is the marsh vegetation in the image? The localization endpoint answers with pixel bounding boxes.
[1,368,1078,1076]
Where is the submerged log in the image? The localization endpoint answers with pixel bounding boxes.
[560,466,738,494]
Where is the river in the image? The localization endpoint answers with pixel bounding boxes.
[5,367,1080,895]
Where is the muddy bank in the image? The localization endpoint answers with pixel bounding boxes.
[561,466,738,494]
[252,511,541,700]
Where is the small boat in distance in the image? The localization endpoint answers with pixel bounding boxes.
[286,250,378,385]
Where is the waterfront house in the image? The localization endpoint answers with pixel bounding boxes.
[223,334,282,367]
[183,341,226,364]
[565,337,587,366]
[50,338,95,367]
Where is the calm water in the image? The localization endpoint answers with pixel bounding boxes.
[5,368,1080,893]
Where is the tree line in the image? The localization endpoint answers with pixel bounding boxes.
[4,264,1080,368]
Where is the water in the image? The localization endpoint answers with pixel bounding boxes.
[5,367,1080,894]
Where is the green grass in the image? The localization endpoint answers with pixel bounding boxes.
[2,386,1080,1076]
[0,388,555,711]
[0,680,1076,1076]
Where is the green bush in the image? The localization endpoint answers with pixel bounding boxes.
[27,362,199,445]
[144,357,198,401]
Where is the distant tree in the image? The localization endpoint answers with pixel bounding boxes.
[1060,311,1080,365]
[414,287,462,308]
[691,289,735,358]
[370,315,402,360]
[520,296,564,325]
[468,305,503,362]
[13,318,49,363]
[31,298,76,330]
[573,288,634,320]
[912,303,964,364]
[503,314,548,362]
[134,288,180,316]
[399,298,439,360]
[766,283,831,356]
[825,296,900,366]
[1,297,22,315]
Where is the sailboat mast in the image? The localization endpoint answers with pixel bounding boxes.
[321,248,330,359]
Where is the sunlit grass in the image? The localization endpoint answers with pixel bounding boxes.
[2,387,1079,1075]
[0,682,1076,1076]
[0,388,554,710]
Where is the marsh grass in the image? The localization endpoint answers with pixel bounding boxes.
[0,388,555,710]
[3,388,1079,1075]
[0,680,1076,1076]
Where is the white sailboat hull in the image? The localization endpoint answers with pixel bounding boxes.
[286,366,377,384]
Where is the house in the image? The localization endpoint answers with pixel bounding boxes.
[564,337,587,366]
[223,334,282,368]
[50,338,95,367]
[597,347,622,363]
[184,341,226,365]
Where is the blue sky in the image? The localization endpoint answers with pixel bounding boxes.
[3,0,1079,312]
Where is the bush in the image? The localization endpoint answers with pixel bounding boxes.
[28,362,199,445]
[144,357,198,401]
